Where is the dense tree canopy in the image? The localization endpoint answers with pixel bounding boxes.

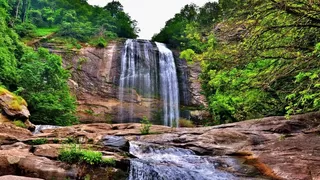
[155,0,320,124]
[7,0,139,40]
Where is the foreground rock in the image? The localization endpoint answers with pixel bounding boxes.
[137,112,320,180]
[1,112,320,179]
[37,113,320,179]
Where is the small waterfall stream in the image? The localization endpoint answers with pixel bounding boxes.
[128,141,270,180]
[118,39,180,126]
[129,141,238,180]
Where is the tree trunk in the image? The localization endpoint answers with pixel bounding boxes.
[21,0,30,22]
[15,0,21,20]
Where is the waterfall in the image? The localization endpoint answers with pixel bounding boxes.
[118,39,179,126]
[156,42,180,126]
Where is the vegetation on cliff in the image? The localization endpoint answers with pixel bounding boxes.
[0,0,138,125]
[0,0,76,125]
[153,0,320,124]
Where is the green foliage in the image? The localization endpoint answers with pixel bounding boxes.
[58,144,115,166]
[59,22,94,42]
[17,0,138,40]
[13,120,26,128]
[89,37,108,48]
[180,49,196,62]
[0,0,78,126]
[31,138,48,145]
[152,2,220,51]
[58,144,83,164]
[155,0,320,124]
[140,116,152,135]
[81,149,103,165]
[14,22,37,38]
[18,48,77,126]
[35,27,58,37]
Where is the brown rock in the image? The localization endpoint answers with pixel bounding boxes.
[0,90,30,119]
[18,155,77,179]
[24,120,35,131]
[34,144,62,158]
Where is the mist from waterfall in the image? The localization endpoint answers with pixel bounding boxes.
[118,39,179,126]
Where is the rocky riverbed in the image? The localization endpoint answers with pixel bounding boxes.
[0,111,319,179]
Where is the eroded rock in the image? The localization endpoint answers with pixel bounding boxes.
[0,90,30,119]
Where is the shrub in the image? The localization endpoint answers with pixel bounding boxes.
[140,116,152,135]
[59,144,82,163]
[13,120,26,128]
[58,144,115,166]
[89,37,107,48]
[180,49,196,62]
[18,48,77,126]
[14,22,36,38]
[31,138,48,145]
[81,150,103,165]
[179,119,195,128]
[59,22,94,42]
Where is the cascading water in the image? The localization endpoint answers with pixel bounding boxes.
[118,39,179,126]
[156,42,180,126]
[128,141,270,180]
[128,141,238,180]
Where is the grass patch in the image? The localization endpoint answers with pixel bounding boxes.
[13,120,26,128]
[59,144,115,165]
[35,27,59,37]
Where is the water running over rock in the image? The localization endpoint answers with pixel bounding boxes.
[128,141,266,180]
[118,39,180,126]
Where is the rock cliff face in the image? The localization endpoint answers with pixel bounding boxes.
[63,40,208,124]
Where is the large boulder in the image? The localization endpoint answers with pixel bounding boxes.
[0,88,30,119]
[0,142,77,179]
[102,135,129,151]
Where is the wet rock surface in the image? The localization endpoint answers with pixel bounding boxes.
[61,42,208,125]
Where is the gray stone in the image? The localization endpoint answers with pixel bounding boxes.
[102,135,128,149]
